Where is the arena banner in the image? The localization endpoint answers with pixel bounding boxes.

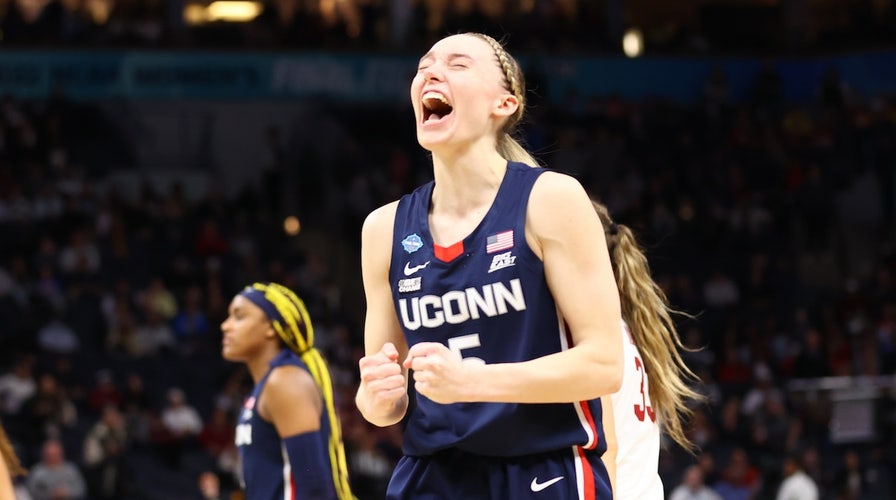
[0,52,414,101]
[0,51,894,103]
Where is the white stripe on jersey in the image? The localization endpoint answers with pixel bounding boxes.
[281,443,293,500]
[572,446,586,500]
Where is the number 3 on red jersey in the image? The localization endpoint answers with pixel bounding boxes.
[633,355,656,422]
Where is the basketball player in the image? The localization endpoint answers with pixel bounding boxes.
[221,282,354,500]
[592,200,702,499]
[356,33,624,499]
[0,422,25,499]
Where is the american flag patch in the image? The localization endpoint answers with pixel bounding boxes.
[486,230,514,254]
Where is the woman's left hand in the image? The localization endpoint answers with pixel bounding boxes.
[404,342,480,404]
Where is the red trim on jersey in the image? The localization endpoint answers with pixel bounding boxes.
[578,401,599,450]
[576,446,596,500]
[289,471,296,500]
[434,241,464,262]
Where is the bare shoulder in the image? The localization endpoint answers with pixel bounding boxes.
[361,201,400,277]
[264,365,319,408]
[261,364,323,435]
[528,171,595,230]
[530,170,588,201]
[362,201,400,239]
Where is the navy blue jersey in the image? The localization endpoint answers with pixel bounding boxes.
[390,161,606,458]
[235,349,335,500]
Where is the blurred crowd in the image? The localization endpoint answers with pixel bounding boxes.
[1,0,896,53]
[1,53,896,500]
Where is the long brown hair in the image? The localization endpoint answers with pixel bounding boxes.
[468,33,541,167]
[0,423,26,477]
[592,200,703,451]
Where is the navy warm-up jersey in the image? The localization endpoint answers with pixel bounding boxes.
[235,349,336,500]
[389,161,607,459]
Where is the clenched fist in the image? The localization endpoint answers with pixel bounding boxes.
[404,342,481,404]
[358,342,407,423]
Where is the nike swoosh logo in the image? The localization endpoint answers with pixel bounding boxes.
[403,261,430,276]
[530,476,564,492]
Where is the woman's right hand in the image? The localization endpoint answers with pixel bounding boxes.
[357,342,408,426]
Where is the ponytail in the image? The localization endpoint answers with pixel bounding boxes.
[592,201,703,451]
[497,133,541,167]
[0,423,26,478]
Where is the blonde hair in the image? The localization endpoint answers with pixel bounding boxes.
[0,423,25,477]
[241,282,354,499]
[591,201,703,451]
[468,33,540,167]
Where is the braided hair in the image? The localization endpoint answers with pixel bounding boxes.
[238,282,353,499]
[468,33,540,167]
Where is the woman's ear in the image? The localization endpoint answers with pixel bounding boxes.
[493,93,520,119]
[265,324,278,340]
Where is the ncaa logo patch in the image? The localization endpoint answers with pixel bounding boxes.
[401,233,424,253]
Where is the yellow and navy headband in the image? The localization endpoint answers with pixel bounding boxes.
[239,282,314,354]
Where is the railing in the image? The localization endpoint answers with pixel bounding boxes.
[787,376,896,445]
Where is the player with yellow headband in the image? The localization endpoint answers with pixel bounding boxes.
[221,282,354,500]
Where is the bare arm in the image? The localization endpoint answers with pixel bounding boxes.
[467,172,624,402]
[600,396,618,499]
[261,365,322,436]
[355,202,410,427]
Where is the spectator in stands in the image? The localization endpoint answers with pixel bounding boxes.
[26,439,86,500]
[19,373,77,452]
[82,404,130,500]
[670,464,722,500]
[198,408,234,457]
[139,278,178,321]
[171,284,211,357]
[104,298,142,358]
[133,306,176,357]
[713,447,762,500]
[158,387,202,469]
[776,452,818,500]
[834,450,867,500]
[36,316,80,355]
[0,356,37,417]
[86,370,121,416]
[344,419,392,500]
[118,373,152,449]
[197,470,224,500]
[57,229,101,277]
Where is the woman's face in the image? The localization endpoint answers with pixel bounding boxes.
[220,295,273,362]
[410,34,517,153]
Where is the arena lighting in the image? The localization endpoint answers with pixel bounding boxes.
[183,0,263,24]
[622,28,644,58]
[283,216,301,236]
[207,1,263,21]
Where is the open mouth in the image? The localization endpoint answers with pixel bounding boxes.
[422,91,453,124]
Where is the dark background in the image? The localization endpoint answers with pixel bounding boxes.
[0,1,895,499]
